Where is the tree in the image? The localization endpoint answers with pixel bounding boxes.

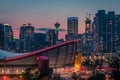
[71,72,77,80]
[17,68,41,80]
[89,73,105,80]
[110,57,120,80]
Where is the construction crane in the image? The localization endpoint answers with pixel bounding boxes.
[86,13,95,19]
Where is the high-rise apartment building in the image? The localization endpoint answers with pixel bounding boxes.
[34,33,47,50]
[19,23,34,52]
[92,10,120,54]
[82,18,93,55]
[106,11,117,53]
[92,10,107,54]
[66,17,78,40]
[0,24,13,51]
[46,29,56,46]
[0,24,4,49]
[67,17,78,35]
[116,15,120,51]
[4,24,13,51]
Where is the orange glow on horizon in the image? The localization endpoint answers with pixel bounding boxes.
[14,29,84,39]
[13,20,85,39]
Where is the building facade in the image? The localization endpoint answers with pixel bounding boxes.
[67,17,78,35]
[19,23,34,52]
[66,17,78,40]
[0,24,13,52]
[116,15,120,51]
[4,24,14,52]
[92,10,107,54]
[34,33,47,51]
[92,10,120,54]
[82,18,93,55]
[106,11,116,53]
[46,29,56,46]
[0,24,4,49]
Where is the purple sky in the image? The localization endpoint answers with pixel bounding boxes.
[0,0,120,38]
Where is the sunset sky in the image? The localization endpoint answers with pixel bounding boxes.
[0,0,120,38]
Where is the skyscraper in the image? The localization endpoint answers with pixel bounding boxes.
[19,23,34,52]
[34,33,47,50]
[92,10,120,54]
[0,23,4,49]
[116,15,120,51]
[106,11,116,53]
[0,24,14,51]
[92,10,107,54]
[46,29,56,46]
[67,17,78,35]
[66,17,78,40]
[85,18,92,34]
[4,24,13,51]
[82,18,93,55]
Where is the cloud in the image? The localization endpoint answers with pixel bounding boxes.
[37,28,66,32]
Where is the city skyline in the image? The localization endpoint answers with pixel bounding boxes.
[0,0,120,38]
